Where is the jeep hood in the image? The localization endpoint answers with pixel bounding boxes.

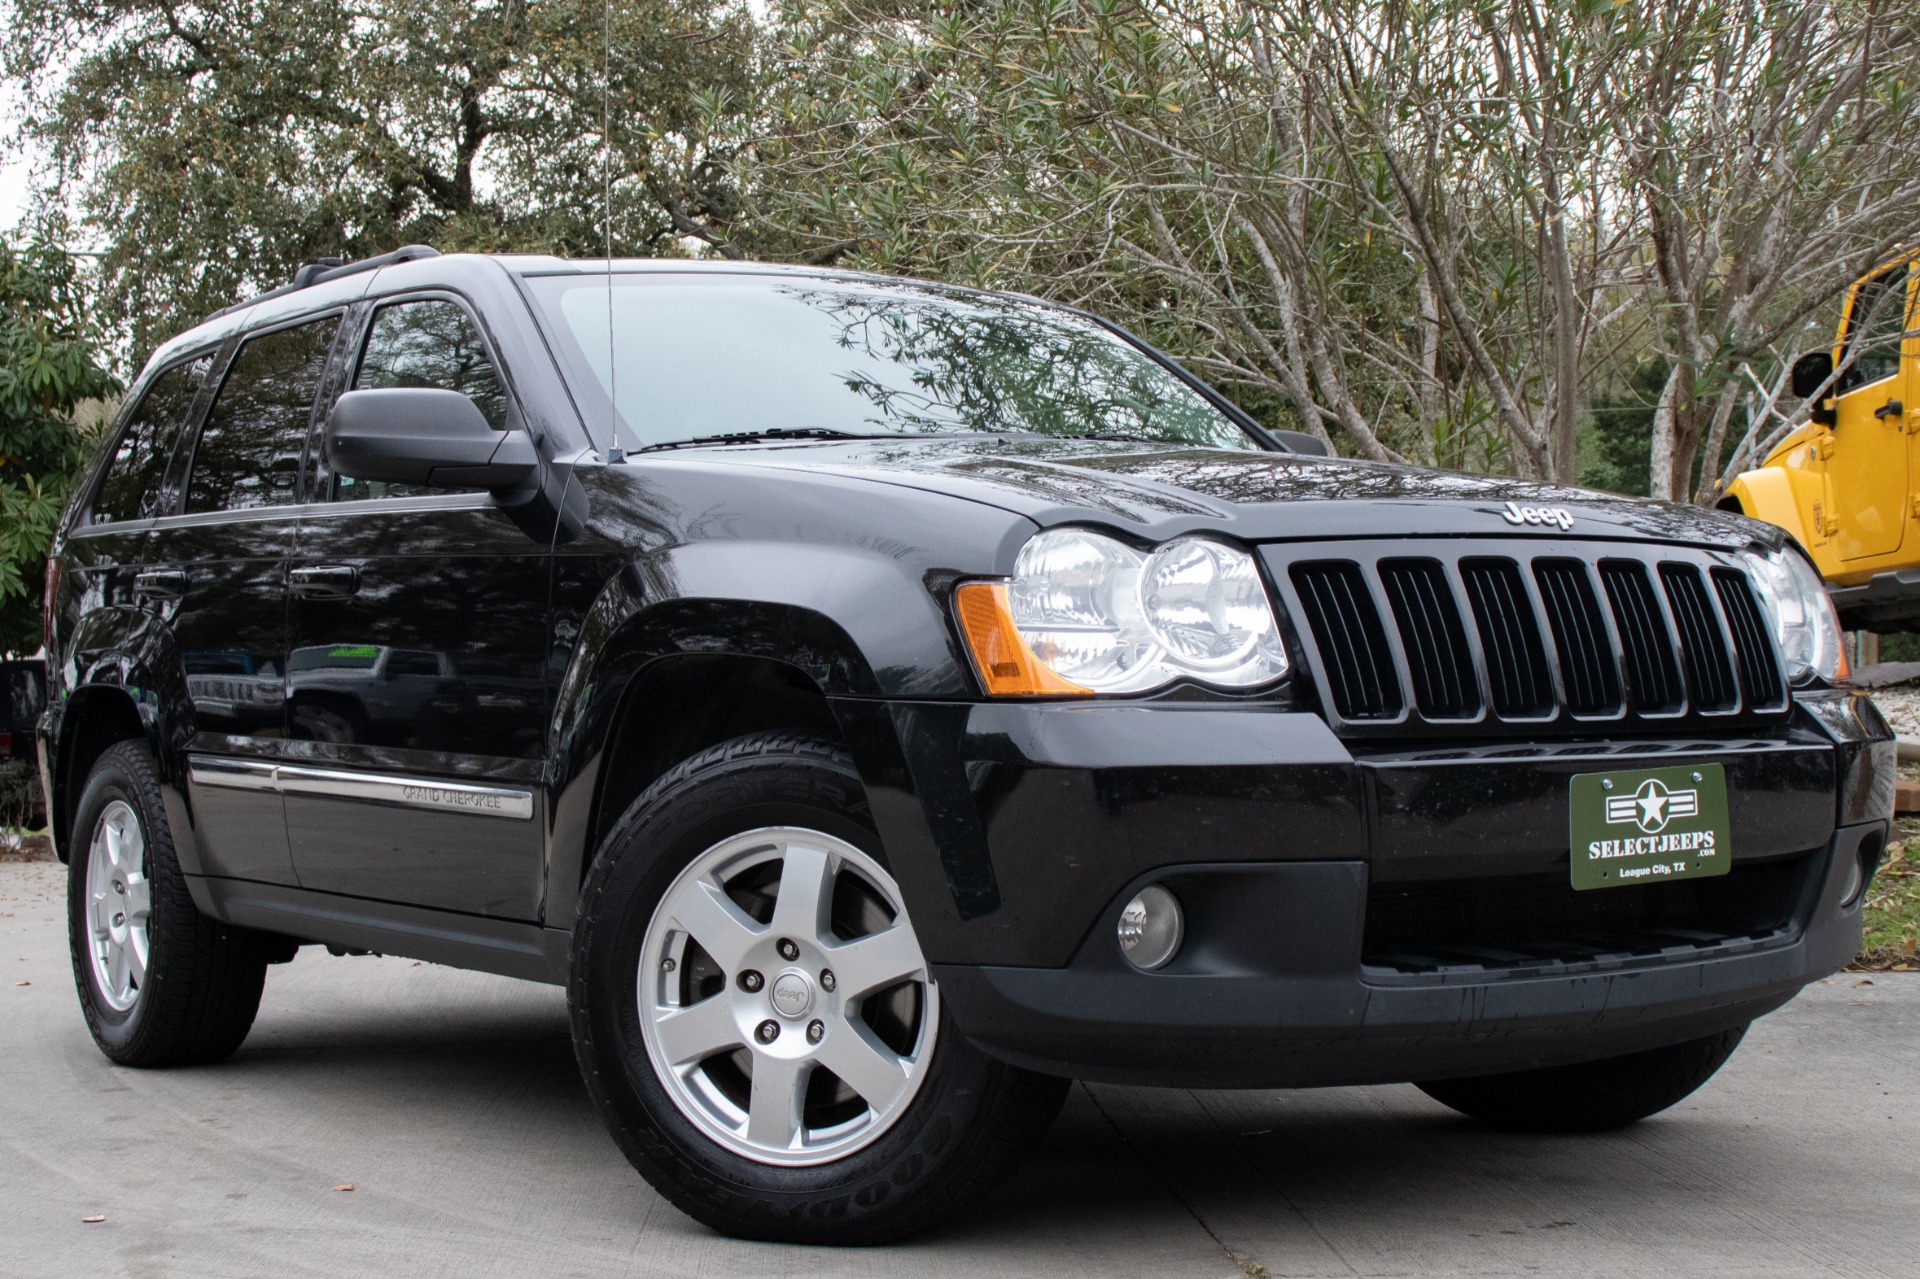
[718,435,1771,550]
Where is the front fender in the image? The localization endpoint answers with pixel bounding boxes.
[542,537,1009,925]
[1724,466,1823,565]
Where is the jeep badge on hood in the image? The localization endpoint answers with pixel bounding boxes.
[1502,501,1575,531]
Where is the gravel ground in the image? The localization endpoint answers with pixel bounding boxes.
[1867,684,1920,738]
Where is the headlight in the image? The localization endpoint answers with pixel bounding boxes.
[1741,547,1845,683]
[955,528,1289,695]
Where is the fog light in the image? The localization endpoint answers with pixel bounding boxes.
[1118,885,1184,971]
[1840,855,1864,908]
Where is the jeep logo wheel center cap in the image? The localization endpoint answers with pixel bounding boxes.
[770,970,815,1019]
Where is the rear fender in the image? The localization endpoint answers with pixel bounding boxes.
[51,605,204,875]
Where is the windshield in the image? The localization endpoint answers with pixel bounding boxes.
[524,274,1258,452]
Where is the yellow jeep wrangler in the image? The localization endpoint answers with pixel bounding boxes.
[1723,255,1920,631]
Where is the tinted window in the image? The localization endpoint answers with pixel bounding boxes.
[1844,267,1909,387]
[339,300,508,500]
[186,318,339,514]
[385,650,442,678]
[93,357,208,523]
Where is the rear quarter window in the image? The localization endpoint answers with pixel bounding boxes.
[92,355,210,523]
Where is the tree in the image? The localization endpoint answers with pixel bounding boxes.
[756,0,1920,494]
[1619,4,1920,500]
[2,0,761,354]
[0,237,116,654]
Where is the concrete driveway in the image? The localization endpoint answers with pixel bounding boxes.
[3,857,1916,1279]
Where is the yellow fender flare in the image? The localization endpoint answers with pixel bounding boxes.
[1720,467,1820,558]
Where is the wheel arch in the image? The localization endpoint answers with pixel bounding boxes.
[51,683,159,864]
[49,605,200,866]
[543,587,916,927]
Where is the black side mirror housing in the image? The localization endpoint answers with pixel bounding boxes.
[1790,351,1834,400]
[325,388,537,491]
[1273,429,1331,457]
[1789,351,1838,426]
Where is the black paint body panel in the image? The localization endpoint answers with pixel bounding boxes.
[38,255,1894,1091]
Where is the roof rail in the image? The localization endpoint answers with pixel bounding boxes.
[207,244,442,321]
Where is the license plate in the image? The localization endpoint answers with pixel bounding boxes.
[1568,763,1731,891]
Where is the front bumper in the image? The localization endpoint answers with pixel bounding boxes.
[836,689,1893,1088]
[935,819,1876,1087]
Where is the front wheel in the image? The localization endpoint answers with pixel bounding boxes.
[570,732,1068,1243]
[1416,1025,1749,1133]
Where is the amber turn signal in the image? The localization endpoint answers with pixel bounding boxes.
[953,582,1091,697]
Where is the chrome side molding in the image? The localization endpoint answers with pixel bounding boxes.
[188,755,535,821]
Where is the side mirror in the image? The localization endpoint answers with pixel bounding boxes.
[1790,351,1834,400]
[1273,429,1331,457]
[325,388,537,491]
[1789,351,1838,426]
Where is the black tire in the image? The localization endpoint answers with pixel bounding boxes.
[1415,1025,1749,1133]
[570,731,1069,1244]
[67,740,269,1066]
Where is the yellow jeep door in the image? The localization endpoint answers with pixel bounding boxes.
[1827,263,1914,562]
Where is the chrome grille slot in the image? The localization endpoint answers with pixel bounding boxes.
[1379,559,1479,719]
[1661,563,1737,712]
[1713,568,1787,711]
[1289,561,1402,720]
[1460,558,1553,718]
[1599,560,1684,713]
[1534,559,1620,715]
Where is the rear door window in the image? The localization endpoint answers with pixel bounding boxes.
[338,299,508,501]
[186,317,341,514]
[93,355,209,523]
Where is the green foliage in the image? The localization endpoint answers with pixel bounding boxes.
[1578,360,1745,500]
[3,0,764,354]
[0,238,116,654]
[1580,362,1666,497]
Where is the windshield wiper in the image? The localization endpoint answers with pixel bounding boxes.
[1070,431,1165,445]
[631,427,868,454]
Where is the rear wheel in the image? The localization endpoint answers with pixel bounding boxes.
[67,740,270,1066]
[570,732,1068,1243]
[1416,1025,1748,1132]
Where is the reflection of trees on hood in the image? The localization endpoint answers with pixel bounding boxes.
[783,286,1250,448]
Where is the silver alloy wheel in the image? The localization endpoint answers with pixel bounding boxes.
[86,799,151,1013]
[636,827,939,1167]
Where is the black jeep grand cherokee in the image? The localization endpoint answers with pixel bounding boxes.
[44,248,1892,1243]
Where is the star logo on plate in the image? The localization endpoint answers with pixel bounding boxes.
[1604,779,1699,834]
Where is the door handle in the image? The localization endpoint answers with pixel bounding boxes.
[1875,398,1904,420]
[288,565,361,600]
[133,569,186,600]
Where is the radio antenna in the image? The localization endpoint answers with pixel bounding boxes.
[602,0,623,460]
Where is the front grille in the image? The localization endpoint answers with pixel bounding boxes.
[1379,560,1478,718]
[1714,568,1787,710]
[1277,541,1789,737]
[1599,560,1683,713]
[1290,562,1401,720]
[1662,563,1738,712]
[1534,559,1620,714]
[1364,856,1810,975]
[1460,559,1552,717]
